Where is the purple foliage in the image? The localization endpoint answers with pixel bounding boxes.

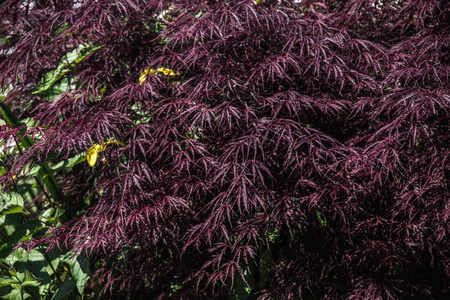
[1,0,449,298]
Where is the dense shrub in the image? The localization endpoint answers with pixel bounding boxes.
[1,0,449,298]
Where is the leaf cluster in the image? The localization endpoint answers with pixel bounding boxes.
[0,0,449,299]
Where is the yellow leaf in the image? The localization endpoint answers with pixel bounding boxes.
[139,74,147,85]
[104,139,126,147]
[139,68,156,85]
[86,144,101,167]
[86,139,126,167]
[140,66,179,84]
[161,68,170,76]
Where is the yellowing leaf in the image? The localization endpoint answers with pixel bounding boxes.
[161,68,170,76]
[86,139,126,167]
[139,74,147,85]
[139,67,179,85]
[104,140,126,147]
[139,68,155,85]
[86,144,102,167]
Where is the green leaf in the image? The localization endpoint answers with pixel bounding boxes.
[17,118,37,129]
[20,164,41,178]
[51,154,86,173]
[34,78,75,101]
[315,210,327,227]
[50,279,76,300]
[4,249,51,295]
[5,248,45,265]
[6,285,23,300]
[6,282,39,300]
[0,193,24,218]
[40,206,65,224]
[0,101,65,202]
[20,273,42,287]
[14,184,33,196]
[0,101,21,130]
[69,254,91,295]
[1,220,43,251]
[32,44,102,97]
[0,276,19,288]
[2,214,23,237]
[0,206,22,218]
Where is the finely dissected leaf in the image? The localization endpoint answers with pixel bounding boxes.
[0,0,449,299]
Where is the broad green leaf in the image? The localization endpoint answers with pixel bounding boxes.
[51,154,86,172]
[0,276,19,287]
[5,248,45,264]
[69,254,91,295]
[17,118,37,129]
[0,193,24,218]
[32,44,102,97]
[34,78,75,101]
[0,206,22,218]
[5,249,51,296]
[14,183,33,196]
[20,273,42,287]
[50,279,76,300]
[40,206,65,224]
[2,220,42,250]
[6,285,23,300]
[7,282,39,300]
[20,164,41,178]
[2,214,23,236]
[13,269,25,283]
[42,256,60,277]
[0,192,23,206]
